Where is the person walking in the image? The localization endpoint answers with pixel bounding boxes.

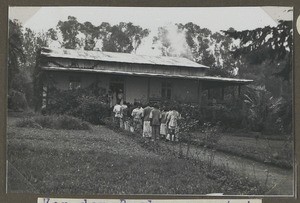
[149,103,161,141]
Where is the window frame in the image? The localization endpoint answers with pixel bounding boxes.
[161,80,172,100]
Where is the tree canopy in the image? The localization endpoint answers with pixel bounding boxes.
[56,16,150,53]
[223,20,292,81]
[8,20,25,90]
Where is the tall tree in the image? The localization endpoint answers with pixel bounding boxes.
[223,21,293,134]
[8,19,33,110]
[79,21,100,50]
[223,20,292,81]
[56,18,149,53]
[8,19,25,90]
[102,22,149,53]
[57,16,81,49]
[47,28,59,41]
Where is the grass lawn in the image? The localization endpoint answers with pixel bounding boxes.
[191,131,293,168]
[7,116,265,195]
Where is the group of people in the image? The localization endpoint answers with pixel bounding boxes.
[113,102,181,142]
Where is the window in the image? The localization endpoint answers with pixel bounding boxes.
[69,76,81,90]
[161,81,172,100]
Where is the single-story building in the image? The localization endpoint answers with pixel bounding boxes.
[37,47,252,108]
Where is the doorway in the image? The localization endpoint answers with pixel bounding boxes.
[109,77,125,105]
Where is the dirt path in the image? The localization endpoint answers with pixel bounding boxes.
[159,141,294,195]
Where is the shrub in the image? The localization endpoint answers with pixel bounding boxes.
[69,96,110,125]
[55,115,91,130]
[101,116,119,129]
[200,122,222,148]
[241,86,292,135]
[16,118,41,128]
[16,115,91,130]
[44,88,111,124]
[8,89,28,111]
[178,117,200,142]
[45,89,84,114]
[33,115,55,129]
[159,100,243,130]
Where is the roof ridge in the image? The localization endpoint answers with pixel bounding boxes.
[40,46,210,69]
[42,46,195,60]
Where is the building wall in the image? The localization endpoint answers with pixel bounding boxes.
[47,71,110,91]
[46,71,200,104]
[125,76,199,104]
[124,76,148,104]
[44,58,204,104]
[172,78,199,103]
[149,77,163,99]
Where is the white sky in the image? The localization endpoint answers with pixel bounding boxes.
[8,7,293,56]
[9,6,292,33]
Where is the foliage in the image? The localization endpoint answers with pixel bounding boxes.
[177,23,215,66]
[79,21,100,50]
[178,117,199,134]
[57,16,82,49]
[152,22,292,135]
[101,22,150,53]
[177,116,199,145]
[16,115,91,130]
[44,87,110,125]
[223,21,292,134]
[160,95,291,135]
[200,122,222,148]
[24,28,51,108]
[8,20,33,111]
[241,86,292,134]
[8,20,25,89]
[160,100,243,131]
[8,89,28,111]
[56,16,150,52]
[223,20,292,81]
[8,19,53,110]
[215,102,244,130]
[69,95,111,124]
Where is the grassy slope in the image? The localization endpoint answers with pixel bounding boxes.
[7,117,264,195]
[191,132,293,168]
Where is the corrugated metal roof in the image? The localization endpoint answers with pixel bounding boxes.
[40,47,209,69]
[42,66,253,84]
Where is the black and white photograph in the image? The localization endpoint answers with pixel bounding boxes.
[7,6,294,196]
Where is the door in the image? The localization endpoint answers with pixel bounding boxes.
[109,77,125,105]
